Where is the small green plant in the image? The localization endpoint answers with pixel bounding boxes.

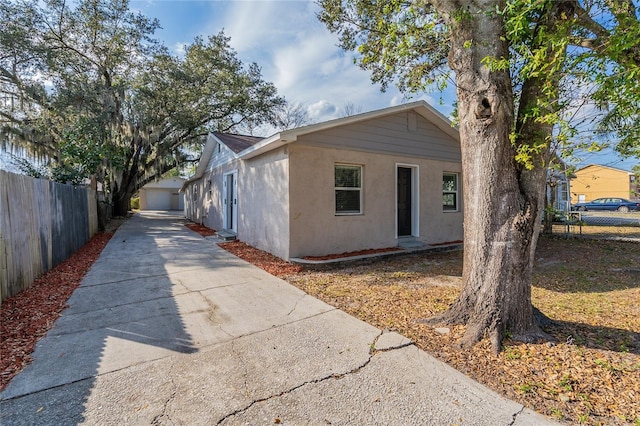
[504,347,521,360]
[130,197,140,210]
[550,408,563,420]
[577,393,593,409]
[558,374,572,391]
[594,358,618,373]
[517,383,535,393]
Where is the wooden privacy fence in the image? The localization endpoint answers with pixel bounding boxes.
[0,171,99,303]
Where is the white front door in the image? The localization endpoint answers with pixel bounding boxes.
[223,171,238,232]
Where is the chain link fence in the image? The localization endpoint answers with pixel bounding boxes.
[550,211,640,240]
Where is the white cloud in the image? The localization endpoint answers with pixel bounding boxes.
[218,2,289,52]
[145,1,455,123]
[271,31,339,91]
[307,100,338,121]
[172,42,187,56]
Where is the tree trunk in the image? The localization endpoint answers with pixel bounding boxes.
[112,189,131,217]
[425,1,552,352]
[111,166,136,217]
[97,191,111,232]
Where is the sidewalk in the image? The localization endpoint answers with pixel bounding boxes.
[0,212,557,425]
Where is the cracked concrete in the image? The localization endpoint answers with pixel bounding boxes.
[286,292,307,317]
[150,364,177,426]
[219,329,390,425]
[373,330,414,352]
[0,212,558,426]
[509,406,526,426]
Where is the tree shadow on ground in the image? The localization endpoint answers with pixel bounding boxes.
[0,212,203,424]
[544,320,639,355]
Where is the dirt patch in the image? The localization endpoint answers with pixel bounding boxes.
[104,214,132,233]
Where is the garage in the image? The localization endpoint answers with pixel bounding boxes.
[139,177,186,211]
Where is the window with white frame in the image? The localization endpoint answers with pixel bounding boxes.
[443,173,458,211]
[335,164,362,214]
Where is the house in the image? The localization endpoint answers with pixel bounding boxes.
[182,101,463,261]
[546,159,574,213]
[571,164,638,203]
[139,177,186,211]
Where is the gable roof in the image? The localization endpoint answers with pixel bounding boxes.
[239,100,458,160]
[575,164,632,175]
[181,134,217,190]
[141,177,186,189]
[182,100,458,190]
[212,132,263,154]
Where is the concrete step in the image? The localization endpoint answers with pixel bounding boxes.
[216,230,237,241]
[397,238,427,249]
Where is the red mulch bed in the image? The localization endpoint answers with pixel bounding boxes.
[185,223,216,237]
[302,247,403,261]
[0,231,114,391]
[218,240,304,277]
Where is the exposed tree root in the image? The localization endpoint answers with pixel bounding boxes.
[421,304,556,353]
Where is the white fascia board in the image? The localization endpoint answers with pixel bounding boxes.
[180,134,216,191]
[194,133,217,175]
[237,132,288,160]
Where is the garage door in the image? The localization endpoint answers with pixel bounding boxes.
[143,189,172,210]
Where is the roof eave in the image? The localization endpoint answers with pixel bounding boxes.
[179,134,217,191]
[575,163,633,174]
[237,132,293,159]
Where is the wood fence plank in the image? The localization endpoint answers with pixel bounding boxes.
[0,171,99,303]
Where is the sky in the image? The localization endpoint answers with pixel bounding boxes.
[131,0,637,172]
[0,0,636,172]
[130,0,445,120]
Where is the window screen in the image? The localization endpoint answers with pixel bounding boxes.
[335,164,362,214]
[443,173,458,211]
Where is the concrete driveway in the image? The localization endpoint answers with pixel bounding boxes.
[0,212,557,425]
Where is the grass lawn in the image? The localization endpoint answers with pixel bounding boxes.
[222,235,640,425]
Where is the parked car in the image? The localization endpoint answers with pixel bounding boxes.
[571,197,640,212]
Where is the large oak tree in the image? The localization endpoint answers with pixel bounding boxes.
[1,0,285,221]
[319,0,640,351]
